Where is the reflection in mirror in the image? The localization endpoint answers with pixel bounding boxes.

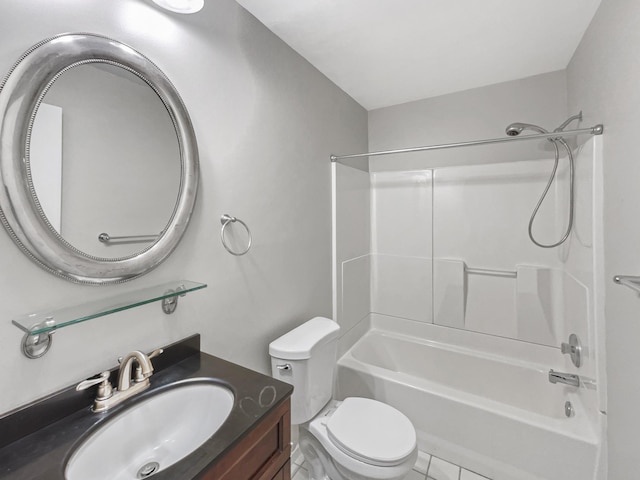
[30,63,181,258]
[30,104,62,231]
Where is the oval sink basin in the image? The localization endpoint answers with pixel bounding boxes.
[65,382,234,480]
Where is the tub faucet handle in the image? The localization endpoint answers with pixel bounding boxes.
[560,333,582,368]
[548,369,580,387]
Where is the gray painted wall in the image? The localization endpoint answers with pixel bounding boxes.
[567,0,640,477]
[368,70,569,172]
[0,0,366,414]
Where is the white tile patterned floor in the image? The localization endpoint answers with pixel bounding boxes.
[290,447,492,480]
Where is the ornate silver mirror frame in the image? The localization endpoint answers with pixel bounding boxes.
[0,33,199,284]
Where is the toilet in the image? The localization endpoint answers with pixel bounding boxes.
[269,317,417,480]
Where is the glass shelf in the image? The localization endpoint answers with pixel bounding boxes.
[12,280,207,335]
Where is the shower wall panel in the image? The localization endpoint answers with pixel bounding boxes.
[336,155,593,348]
[334,162,371,352]
[433,158,565,345]
[341,255,371,333]
[371,170,432,257]
[370,171,433,323]
[371,254,432,322]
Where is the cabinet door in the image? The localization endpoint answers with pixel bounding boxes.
[272,460,291,480]
[200,398,291,480]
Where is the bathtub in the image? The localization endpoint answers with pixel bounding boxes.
[336,322,602,480]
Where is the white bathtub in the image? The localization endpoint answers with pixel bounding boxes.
[336,323,602,480]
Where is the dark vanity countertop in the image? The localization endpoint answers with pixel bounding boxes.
[0,335,293,480]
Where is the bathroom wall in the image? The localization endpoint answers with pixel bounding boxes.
[567,0,640,476]
[0,0,367,414]
[368,70,569,172]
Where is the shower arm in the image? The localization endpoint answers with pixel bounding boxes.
[329,124,603,162]
[554,111,583,133]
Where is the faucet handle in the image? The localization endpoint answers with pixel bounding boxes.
[560,333,582,368]
[76,371,110,390]
[148,348,163,360]
[76,371,114,400]
[133,349,164,383]
[118,348,163,364]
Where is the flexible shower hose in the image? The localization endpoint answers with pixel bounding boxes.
[527,138,575,248]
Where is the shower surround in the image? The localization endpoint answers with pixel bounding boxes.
[332,137,605,480]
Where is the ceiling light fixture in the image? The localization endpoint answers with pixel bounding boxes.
[150,0,204,14]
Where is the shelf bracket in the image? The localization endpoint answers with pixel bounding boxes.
[21,318,55,359]
[161,285,187,314]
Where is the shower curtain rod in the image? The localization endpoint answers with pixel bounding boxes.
[329,124,604,162]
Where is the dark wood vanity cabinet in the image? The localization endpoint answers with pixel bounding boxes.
[199,398,292,480]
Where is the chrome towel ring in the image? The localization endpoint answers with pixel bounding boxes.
[220,214,252,256]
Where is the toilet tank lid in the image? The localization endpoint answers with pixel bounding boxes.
[269,317,340,360]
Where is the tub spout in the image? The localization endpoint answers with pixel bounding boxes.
[548,369,580,387]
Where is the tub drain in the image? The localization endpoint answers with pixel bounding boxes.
[137,461,160,479]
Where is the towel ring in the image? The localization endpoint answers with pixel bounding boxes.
[220,214,252,256]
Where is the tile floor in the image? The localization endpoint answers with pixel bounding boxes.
[290,448,492,480]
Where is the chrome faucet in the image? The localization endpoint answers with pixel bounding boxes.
[118,350,156,391]
[548,369,580,387]
[76,348,163,412]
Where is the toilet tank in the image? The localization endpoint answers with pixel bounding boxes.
[269,317,341,425]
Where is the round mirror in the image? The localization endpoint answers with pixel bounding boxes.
[30,63,181,258]
[0,34,199,284]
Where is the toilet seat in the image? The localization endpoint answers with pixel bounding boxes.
[326,397,416,467]
[304,399,418,479]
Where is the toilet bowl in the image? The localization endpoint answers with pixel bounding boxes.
[300,399,418,480]
[269,317,417,480]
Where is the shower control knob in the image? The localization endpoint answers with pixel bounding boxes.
[560,333,582,368]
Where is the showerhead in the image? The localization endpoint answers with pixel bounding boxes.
[505,122,548,137]
[505,123,525,136]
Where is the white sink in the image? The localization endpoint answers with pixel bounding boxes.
[65,382,234,480]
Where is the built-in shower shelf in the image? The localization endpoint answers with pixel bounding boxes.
[613,275,640,295]
[11,280,207,359]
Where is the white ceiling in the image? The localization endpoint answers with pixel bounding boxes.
[235,0,601,110]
